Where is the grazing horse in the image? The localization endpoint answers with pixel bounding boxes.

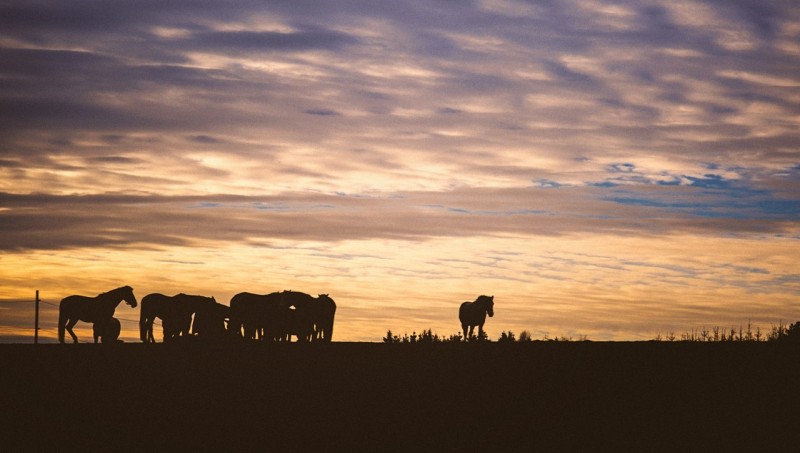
[313,294,336,342]
[459,295,494,340]
[229,292,285,341]
[58,286,137,344]
[160,293,217,342]
[192,300,231,339]
[279,291,317,342]
[139,293,172,343]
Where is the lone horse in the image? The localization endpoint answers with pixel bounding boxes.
[459,295,494,340]
[58,286,137,343]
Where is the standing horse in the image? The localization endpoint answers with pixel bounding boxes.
[161,293,217,342]
[229,292,285,341]
[140,293,172,343]
[280,291,317,342]
[313,294,336,343]
[58,286,137,343]
[459,295,494,340]
[193,301,231,340]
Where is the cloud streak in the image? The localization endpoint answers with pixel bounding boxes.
[1,181,797,251]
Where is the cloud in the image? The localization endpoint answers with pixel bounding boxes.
[304,109,341,116]
[185,28,359,53]
[1,180,797,252]
[2,1,798,193]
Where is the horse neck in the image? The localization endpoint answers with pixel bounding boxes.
[467,302,488,318]
[99,288,127,309]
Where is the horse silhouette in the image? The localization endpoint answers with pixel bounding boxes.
[313,294,336,342]
[459,295,494,340]
[229,292,285,341]
[192,299,231,339]
[139,293,172,343]
[58,286,137,343]
[279,291,318,342]
[159,293,217,342]
[93,317,121,343]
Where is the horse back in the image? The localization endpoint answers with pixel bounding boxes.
[230,292,256,307]
[459,301,486,325]
[59,295,94,320]
[141,293,171,316]
[458,301,471,323]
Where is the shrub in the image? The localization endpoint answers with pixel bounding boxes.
[498,331,516,343]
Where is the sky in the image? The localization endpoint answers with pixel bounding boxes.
[1,0,799,342]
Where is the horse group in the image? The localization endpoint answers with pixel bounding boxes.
[57,286,337,344]
[58,286,495,343]
[228,291,336,343]
[139,293,231,343]
[139,290,336,344]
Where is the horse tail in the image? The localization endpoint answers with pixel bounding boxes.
[325,306,336,342]
[58,302,67,343]
[326,318,334,342]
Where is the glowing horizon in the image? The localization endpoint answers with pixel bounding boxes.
[1,1,799,342]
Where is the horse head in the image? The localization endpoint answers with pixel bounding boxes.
[122,285,138,308]
[481,295,494,317]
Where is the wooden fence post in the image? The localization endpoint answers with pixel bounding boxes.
[34,290,40,344]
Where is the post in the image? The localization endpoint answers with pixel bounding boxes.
[34,290,39,344]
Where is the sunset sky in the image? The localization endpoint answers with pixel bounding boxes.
[1,0,798,342]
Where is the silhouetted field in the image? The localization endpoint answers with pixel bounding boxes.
[2,342,798,451]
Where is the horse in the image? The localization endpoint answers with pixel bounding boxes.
[192,300,231,340]
[58,286,137,343]
[94,317,122,343]
[229,292,285,341]
[459,295,494,340]
[279,291,317,342]
[313,294,336,343]
[139,293,172,343]
[161,293,217,342]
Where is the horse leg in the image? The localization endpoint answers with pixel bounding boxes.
[65,318,80,343]
[140,316,153,343]
[468,325,475,341]
[461,324,468,340]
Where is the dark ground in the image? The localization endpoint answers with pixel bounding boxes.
[2,341,799,452]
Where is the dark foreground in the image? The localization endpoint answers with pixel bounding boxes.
[2,342,799,451]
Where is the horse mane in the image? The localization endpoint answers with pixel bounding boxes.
[102,286,132,297]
